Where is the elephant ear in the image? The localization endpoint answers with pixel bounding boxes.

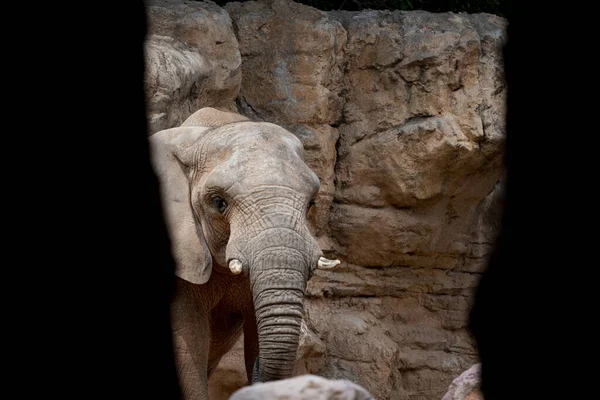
[149,108,251,285]
[149,126,214,285]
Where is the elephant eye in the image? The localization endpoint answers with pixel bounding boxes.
[307,199,316,215]
[211,196,228,214]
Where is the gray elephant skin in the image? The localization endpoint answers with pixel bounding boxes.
[149,107,339,399]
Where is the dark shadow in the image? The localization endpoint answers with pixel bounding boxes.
[17,3,183,398]
[469,2,587,399]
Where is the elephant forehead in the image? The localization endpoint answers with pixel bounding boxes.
[212,150,319,195]
[211,122,305,157]
[201,122,318,193]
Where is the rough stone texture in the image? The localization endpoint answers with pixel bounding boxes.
[144,1,506,399]
[441,364,482,400]
[144,0,242,134]
[229,374,375,400]
[225,2,506,399]
[329,9,506,270]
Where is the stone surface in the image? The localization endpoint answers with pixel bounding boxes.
[144,0,241,134]
[145,1,507,399]
[329,9,506,272]
[441,364,482,400]
[229,374,375,400]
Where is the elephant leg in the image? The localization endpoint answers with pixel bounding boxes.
[171,278,210,400]
[207,302,245,376]
[243,310,259,384]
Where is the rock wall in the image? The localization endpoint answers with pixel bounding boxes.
[145,0,242,133]
[144,1,507,399]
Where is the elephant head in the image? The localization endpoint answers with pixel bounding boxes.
[149,107,339,382]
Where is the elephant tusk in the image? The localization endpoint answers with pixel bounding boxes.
[317,256,341,270]
[229,259,243,275]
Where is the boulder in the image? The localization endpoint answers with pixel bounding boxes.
[441,364,483,400]
[229,374,375,400]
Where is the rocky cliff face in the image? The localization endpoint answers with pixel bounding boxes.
[145,0,242,133]
[144,1,506,399]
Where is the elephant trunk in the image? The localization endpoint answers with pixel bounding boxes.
[250,250,307,382]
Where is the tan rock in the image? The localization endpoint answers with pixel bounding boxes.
[229,374,375,400]
[294,318,327,376]
[225,0,346,126]
[318,315,399,399]
[441,364,482,400]
[330,9,506,276]
[294,125,340,238]
[467,178,504,259]
[144,0,241,134]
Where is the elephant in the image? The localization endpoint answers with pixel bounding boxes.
[148,107,341,399]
